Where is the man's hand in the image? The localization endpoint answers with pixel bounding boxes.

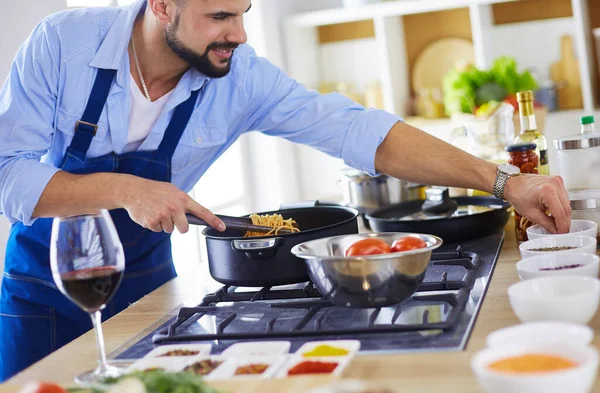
[504,174,572,234]
[120,176,225,234]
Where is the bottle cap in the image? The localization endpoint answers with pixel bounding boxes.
[516,91,534,102]
[506,143,537,152]
[581,116,595,125]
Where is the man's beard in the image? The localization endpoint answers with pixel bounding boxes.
[165,12,238,78]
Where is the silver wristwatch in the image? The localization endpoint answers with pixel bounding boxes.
[493,164,520,200]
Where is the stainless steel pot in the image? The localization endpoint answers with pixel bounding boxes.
[340,169,421,214]
[291,232,443,308]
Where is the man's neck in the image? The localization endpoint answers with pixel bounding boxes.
[129,9,188,100]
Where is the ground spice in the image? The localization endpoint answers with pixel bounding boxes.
[159,349,200,357]
[184,359,223,375]
[529,246,577,252]
[234,364,270,375]
[488,354,577,373]
[288,361,338,375]
[302,344,349,357]
[540,264,583,271]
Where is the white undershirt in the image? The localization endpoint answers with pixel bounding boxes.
[125,74,174,152]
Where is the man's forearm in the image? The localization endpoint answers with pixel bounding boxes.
[32,171,133,219]
[375,121,498,193]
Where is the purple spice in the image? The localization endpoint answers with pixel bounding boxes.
[539,264,584,271]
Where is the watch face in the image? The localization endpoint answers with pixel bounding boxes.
[499,163,520,176]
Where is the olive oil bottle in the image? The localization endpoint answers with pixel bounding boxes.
[513,91,549,175]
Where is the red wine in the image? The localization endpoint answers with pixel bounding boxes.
[60,266,123,312]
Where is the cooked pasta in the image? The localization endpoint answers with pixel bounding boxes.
[244,213,300,237]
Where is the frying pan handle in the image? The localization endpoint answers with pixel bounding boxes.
[231,237,285,260]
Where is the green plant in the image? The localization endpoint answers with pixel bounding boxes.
[442,56,538,115]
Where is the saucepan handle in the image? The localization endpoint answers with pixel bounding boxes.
[231,237,285,260]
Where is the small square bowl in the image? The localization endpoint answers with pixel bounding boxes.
[143,344,212,359]
[516,252,600,281]
[208,355,288,380]
[519,235,597,260]
[526,220,598,241]
[471,342,598,393]
[126,357,188,373]
[180,356,227,380]
[508,276,600,324]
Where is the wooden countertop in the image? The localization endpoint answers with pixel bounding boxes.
[5,222,600,393]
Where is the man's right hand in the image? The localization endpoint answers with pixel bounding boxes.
[120,176,225,234]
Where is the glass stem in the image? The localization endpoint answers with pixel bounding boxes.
[90,311,109,368]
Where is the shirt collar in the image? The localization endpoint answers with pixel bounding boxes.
[89,0,210,91]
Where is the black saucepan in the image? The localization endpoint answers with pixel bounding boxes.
[202,205,359,287]
[365,193,510,243]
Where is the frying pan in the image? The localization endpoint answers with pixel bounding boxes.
[366,190,510,243]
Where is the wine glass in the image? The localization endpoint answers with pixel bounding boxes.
[50,210,126,384]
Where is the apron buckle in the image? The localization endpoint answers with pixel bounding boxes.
[75,120,98,136]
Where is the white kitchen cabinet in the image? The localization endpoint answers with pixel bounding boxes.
[282,0,600,116]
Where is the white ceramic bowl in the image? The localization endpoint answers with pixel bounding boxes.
[508,276,600,324]
[486,321,594,349]
[519,235,597,259]
[516,253,600,281]
[471,342,598,393]
[527,220,598,241]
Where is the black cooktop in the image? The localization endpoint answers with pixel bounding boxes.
[112,231,504,359]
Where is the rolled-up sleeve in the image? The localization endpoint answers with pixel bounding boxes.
[0,20,61,225]
[240,48,401,176]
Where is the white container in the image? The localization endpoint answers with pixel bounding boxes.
[570,190,600,243]
[486,321,594,349]
[519,234,597,259]
[516,252,600,281]
[471,342,598,393]
[507,276,600,324]
[526,219,598,241]
[554,133,600,191]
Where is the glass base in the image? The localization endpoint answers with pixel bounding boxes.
[74,362,129,386]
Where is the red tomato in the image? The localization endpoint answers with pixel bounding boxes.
[345,238,391,256]
[19,382,68,393]
[391,236,428,252]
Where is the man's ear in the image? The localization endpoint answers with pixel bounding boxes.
[147,0,175,24]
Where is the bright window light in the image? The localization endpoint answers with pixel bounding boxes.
[117,0,137,5]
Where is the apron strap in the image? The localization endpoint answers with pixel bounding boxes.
[156,89,200,158]
[68,69,117,156]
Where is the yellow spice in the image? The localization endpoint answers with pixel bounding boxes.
[302,344,349,357]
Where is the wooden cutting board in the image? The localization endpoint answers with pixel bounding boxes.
[412,38,475,91]
[550,35,584,109]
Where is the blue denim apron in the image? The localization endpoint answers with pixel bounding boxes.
[0,69,200,381]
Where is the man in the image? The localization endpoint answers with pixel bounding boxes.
[0,0,570,381]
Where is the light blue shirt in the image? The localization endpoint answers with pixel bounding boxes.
[0,0,400,226]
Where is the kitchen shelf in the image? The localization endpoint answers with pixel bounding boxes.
[283,0,600,117]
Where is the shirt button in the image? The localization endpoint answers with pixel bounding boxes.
[196,137,203,144]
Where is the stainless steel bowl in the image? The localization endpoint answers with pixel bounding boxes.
[291,233,443,308]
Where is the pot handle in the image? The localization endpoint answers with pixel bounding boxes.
[231,237,285,260]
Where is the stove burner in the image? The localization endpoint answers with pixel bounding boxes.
[152,246,476,344]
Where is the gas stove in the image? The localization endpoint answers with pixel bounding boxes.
[112,231,504,359]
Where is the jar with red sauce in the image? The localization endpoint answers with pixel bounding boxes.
[506,143,539,243]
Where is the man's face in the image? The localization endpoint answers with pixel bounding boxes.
[165,0,250,78]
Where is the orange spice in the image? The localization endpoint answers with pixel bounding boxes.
[489,354,577,373]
